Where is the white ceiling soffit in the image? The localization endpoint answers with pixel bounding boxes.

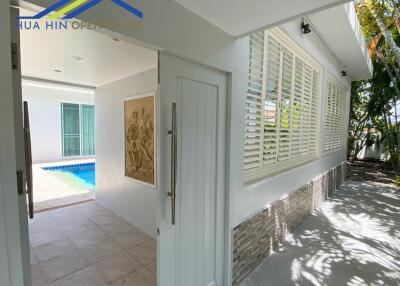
[173,0,353,37]
[20,8,157,87]
[308,4,373,80]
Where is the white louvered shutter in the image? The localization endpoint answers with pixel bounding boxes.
[324,76,347,152]
[244,31,265,171]
[278,48,294,163]
[264,35,281,166]
[291,57,304,159]
[244,28,322,182]
[309,70,320,154]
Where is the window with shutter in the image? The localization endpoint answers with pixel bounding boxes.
[324,75,347,153]
[244,28,322,183]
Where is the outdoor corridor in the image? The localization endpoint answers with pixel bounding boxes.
[240,180,400,286]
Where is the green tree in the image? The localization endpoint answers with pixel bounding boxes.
[351,0,400,173]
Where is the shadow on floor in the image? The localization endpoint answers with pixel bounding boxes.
[347,161,395,186]
[240,181,400,286]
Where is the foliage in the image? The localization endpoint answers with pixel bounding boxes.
[395,175,400,185]
[351,0,400,173]
[356,1,386,39]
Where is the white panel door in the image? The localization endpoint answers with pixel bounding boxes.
[158,52,227,286]
[0,6,32,286]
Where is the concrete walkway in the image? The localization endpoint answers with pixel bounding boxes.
[240,180,400,286]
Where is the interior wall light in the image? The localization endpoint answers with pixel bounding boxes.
[72,56,84,61]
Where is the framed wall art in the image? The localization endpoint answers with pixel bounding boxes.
[124,93,156,186]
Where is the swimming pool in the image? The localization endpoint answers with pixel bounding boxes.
[43,163,95,189]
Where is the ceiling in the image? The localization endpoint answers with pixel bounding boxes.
[308,4,373,80]
[20,9,157,87]
[173,0,351,37]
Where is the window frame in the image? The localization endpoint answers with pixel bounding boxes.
[61,102,95,158]
[244,28,323,183]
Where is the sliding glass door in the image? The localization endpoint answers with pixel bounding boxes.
[61,103,95,157]
[81,105,95,156]
[62,103,81,157]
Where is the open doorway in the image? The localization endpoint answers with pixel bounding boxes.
[10,1,231,284]
[17,6,158,286]
[20,6,157,213]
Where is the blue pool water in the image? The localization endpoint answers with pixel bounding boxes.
[43,163,95,189]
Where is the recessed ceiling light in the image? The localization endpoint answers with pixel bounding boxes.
[72,56,84,61]
[53,68,62,73]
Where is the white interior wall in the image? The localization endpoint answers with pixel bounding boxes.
[22,82,95,164]
[95,68,158,238]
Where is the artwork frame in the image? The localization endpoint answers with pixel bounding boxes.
[124,92,156,187]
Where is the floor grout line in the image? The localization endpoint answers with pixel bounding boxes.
[30,200,157,285]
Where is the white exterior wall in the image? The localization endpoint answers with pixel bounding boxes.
[233,19,352,225]
[22,82,95,164]
[95,68,158,238]
[4,1,367,284]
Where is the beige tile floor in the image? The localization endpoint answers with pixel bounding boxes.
[33,159,95,212]
[30,201,156,286]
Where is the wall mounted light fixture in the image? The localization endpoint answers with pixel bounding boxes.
[302,22,311,34]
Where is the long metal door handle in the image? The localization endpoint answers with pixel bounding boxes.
[23,101,34,219]
[168,103,177,225]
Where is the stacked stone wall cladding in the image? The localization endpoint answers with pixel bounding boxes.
[232,163,347,285]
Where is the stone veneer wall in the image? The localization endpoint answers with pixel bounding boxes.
[232,163,347,285]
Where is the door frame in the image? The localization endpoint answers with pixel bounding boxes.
[0,6,16,284]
